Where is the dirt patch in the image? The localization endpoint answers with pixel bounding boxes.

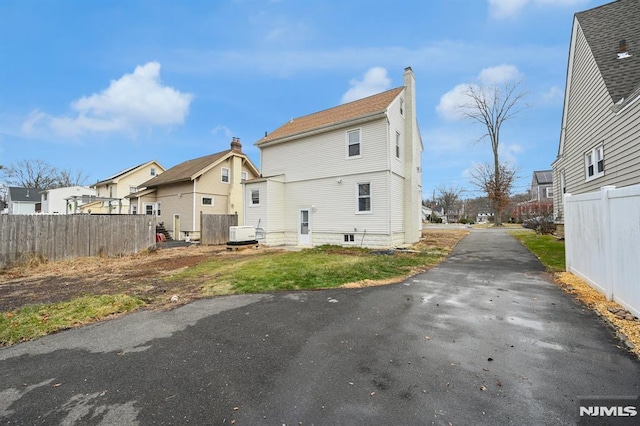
[0,230,468,313]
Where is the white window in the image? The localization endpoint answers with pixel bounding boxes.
[129,186,137,194]
[222,167,230,183]
[145,204,154,215]
[400,98,404,116]
[395,131,401,159]
[251,190,260,205]
[347,129,361,158]
[344,234,355,243]
[150,168,156,176]
[357,183,371,213]
[131,205,138,215]
[156,202,161,216]
[202,197,213,206]
[585,145,604,180]
[241,171,248,181]
[545,187,554,198]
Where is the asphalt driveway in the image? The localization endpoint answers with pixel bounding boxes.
[1,228,638,425]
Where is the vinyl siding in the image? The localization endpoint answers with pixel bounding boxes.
[261,118,389,181]
[554,23,640,221]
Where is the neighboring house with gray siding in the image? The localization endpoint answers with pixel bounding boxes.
[552,0,640,224]
[244,67,423,248]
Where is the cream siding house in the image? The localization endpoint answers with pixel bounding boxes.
[80,161,165,214]
[130,138,259,240]
[245,67,422,248]
[552,0,640,224]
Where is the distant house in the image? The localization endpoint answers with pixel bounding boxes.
[514,170,554,221]
[129,138,259,241]
[40,186,96,214]
[79,161,165,214]
[7,187,40,214]
[244,67,423,248]
[476,212,493,224]
[552,0,640,224]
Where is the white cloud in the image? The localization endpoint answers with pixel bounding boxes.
[340,67,392,104]
[24,62,192,138]
[211,125,234,138]
[489,0,589,19]
[437,65,523,121]
[489,0,528,19]
[478,64,522,85]
[542,85,562,101]
[436,84,474,122]
[500,143,523,166]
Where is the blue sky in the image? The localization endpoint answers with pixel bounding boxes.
[0,0,610,199]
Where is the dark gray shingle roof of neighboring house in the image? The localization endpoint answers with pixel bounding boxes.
[533,170,553,185]
[8,187,39,202]
[576,0,640,104]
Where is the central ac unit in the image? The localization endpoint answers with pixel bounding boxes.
[229,225,256,242]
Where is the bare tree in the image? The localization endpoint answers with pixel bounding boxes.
[57,168,90,187]
[470,162,517,224]
[1,159,88,190]
[458,81,528,226]
[437,185,463,222]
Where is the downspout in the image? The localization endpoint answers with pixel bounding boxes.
[193,178,197,237]
[386,116,392,244]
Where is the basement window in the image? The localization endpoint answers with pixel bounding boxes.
[344,234,355,243]
[202,197,213,206]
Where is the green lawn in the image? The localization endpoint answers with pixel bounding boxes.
[170,245,448,295]
[1,244,452,346]
[509,231,566,272]
[1,294,144,346]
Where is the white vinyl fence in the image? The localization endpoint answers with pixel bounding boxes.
[564,185,640,317]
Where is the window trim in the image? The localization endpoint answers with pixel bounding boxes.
[241,171,248,182]
[221,167,230,184]
[250,189,260,206]
[585,144,605,181]
[356,182,372,214]
[201,197,213,206]
[395,131,401,159]
[400,98,405,117]
[346,128,362,159]
[545,187,553,198]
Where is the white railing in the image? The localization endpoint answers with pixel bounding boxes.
[564,185,640,317]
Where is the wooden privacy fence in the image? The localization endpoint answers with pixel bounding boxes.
[200,214,238,245]
[0,214,157,269]
[564,184,640,318]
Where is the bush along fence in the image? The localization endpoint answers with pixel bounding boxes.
[564,184,640,318]
[0,214,157,269]
[200,213,238,245]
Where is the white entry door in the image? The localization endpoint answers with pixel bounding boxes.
[299,209,311,245]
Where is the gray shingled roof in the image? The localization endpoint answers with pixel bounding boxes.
[576,0,640,104]
[8,187,39,202]
[533,170,553,185]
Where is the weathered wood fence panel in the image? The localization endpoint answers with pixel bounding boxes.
[0,215,156,269]
[565,184,640,318]
[200,214,238,245]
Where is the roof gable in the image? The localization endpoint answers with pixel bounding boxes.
[257,87,405,145]
[141,150,233,188]
[576,0,640,104]
[532,170,553,185]
[95,160,163,186]
[8,187,39,202]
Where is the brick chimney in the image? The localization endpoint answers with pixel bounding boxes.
[230,137,242,152]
